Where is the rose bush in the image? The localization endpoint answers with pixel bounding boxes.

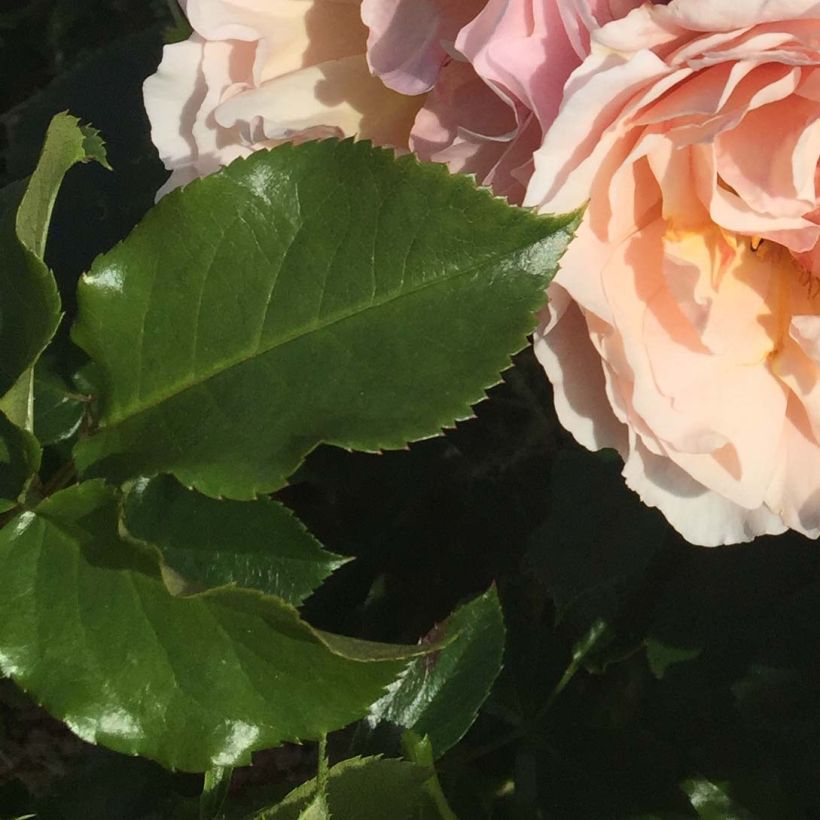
[527,0,820,545]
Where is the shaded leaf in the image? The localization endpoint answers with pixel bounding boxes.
[680,777,754,820]
[4,30,167,310]
[73,140,579,499]
[253,757,431,820]
[31,749,198,820]
[645,638,701,680]
[0,481,435,772]
[526,447,667,635]
[368,587,505,758]
[0,412,40,513]
[33,357,87,445]
[1,113,108,401]
[121,475,348,604]
[0,369,35,434]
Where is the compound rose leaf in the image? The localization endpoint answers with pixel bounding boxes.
[0,481,434,772]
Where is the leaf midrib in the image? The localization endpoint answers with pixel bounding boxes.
[97,234,554,431]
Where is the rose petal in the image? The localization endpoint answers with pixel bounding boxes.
[534,288,628,453]
[214,54,421,148]
[623,435,787,546]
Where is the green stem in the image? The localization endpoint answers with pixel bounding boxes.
[401,732,458,820]
[425,772,459,820]
[317,733,329,799]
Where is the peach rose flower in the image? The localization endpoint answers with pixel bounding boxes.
[527,0,820,545]
[144,0,645,200]
[406,0,645,202]
[143,0,422,196]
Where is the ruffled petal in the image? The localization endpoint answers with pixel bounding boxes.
[623,435,787,546]
[214,54,421,148]
[533,287,628,453]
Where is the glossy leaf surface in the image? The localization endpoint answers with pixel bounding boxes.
[368,587,505,757]
[32,358,87,445]
[73,140,579,499]
[0,482,431,772]
[0,113,107,401]
[121,475,347,603]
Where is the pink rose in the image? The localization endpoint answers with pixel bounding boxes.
[407,0,644,203]
[143,0,422,196]
[361,0,486,95]
[144,0,644,201]
[527,0,820,545]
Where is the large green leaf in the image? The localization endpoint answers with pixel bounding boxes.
[0,481,434,772]
[121,474,348,604]
[0,113,108,410]
[72,140,579,499]
[367,587,505,758]
[252,756,432,820]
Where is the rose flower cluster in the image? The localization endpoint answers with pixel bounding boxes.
[145,0,820,546]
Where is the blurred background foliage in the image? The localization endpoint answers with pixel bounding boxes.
[3,2,820,818]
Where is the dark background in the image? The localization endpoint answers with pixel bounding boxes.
[2,2,820,818]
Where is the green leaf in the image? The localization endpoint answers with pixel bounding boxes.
[0,411,41,513]
[120,475,348,603]
[4,30,168,310]
[252,757,431,820]
[644,638,701,680]
[368,587,505,758]
[0,370,35,435]
[0,481,435,772]
[0,113,108,400]
[32,357,87,445]
[163,0,193,43]
[680,777,754,820]
[72,140,579,499]
[78,124,112,171]
[31,751,193,820]
[295,796,329,820]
